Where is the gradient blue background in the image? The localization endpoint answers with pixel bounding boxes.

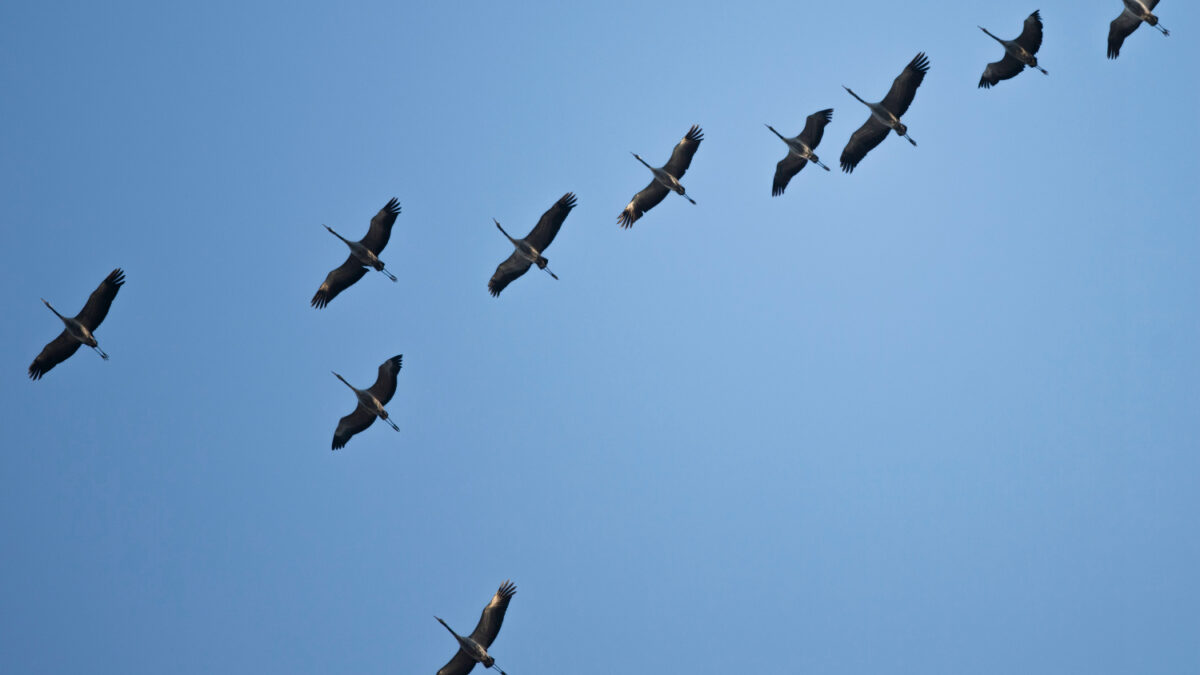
[2,1,1198,673]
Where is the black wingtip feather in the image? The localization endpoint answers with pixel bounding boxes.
[910,52,931,74]
[684,125,704,143]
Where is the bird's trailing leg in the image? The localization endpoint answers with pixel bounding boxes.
[680,193,696,205]
[382,416,399,431]
[541,266,559,281]
[903,133,917,146]
[812,158,831,171]
[92,345,110,361]
[489,664,508,675]
[379,267,398,282]
[1035,65,1049,75]
[1154,23,1169,36]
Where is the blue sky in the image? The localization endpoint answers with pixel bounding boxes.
[2,1,1198,673]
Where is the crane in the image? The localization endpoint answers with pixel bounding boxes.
[311,198,400,309]
[489,192,576,297]
[618,125,703,227]
[330,354,402,450]
[840,52,930,173]
[979,10,1048,88]
[29,268,125,380]
[765,108,834,196]
[435,580,517,675]
[1108,0,1169,59]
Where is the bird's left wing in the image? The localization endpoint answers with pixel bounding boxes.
[436,649,477,675]
[488,251,534,297]
[332,404,376,450]
[311,256,368,309]
[76,268,125,330]
[367,355,403,405]
[662,125,704,179]
[798,108,833,150]
[468,580,516,649]
[1108,10,1142,59]
[839,117,890,173]
[617,181,670,228]
[880,52,930,117]
[525,192,576,253]
[1016,10,1044,54]
[360,198,400,254]
[28,331,81,380]
[979,53,1024,88]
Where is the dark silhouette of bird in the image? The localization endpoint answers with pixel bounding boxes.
[765,109,834,196]
[489,193,576,297]
[840,53,930,173]
[619,125,703,227]
[1108,0,1169,59]
[330,355,402,450]
[979,10,1048,88]
[435,580,517,675]
[311,198,400,309]
[29,268,125,380]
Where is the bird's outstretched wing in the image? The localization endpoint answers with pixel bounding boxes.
[525,192,576,253]
[28,331,81,380]
[488,251,534,297]
[880,52,930,117]
[332,404,375,450]
[662,125,704,179]
[618,181,670,228]
[436,650,477,675]
[367,355,403,405]
[1108,10,1142,59]
[1016,10,1045,54]
[360,197,400,254]
[76,268,125,330]
[798,108,833,150]
[772,154,808,196]
[840,117,890,173]
[312,256,368,308]
[468,580,516,649]
[979,53,1024,88]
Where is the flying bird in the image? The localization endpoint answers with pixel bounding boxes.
[435,580,517,675]
[765,109,834,196]
[618,125,703,227]
[29,268,125,380]
[979,10,1048,88]
[840,53,930,173]
[1108,0,1169,59]
[311,198,401,309]
[489,192,576,297]
[330,354,402,450]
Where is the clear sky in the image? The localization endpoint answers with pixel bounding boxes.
[2,1,1198,673]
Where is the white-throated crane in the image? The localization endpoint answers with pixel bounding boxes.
[489,192,575,297]
[618,125,703,228]
[435,580,516,675]
[840,53,930,173]
[979,10,1048,88]
[330,354,402,450]
[766,109,833,196]
[311,198,400,309]
[1108,0,1169,59]
[29,268,125,380]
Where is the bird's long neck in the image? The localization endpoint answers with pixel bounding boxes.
[764,124,788,142]
[631,153,654,171]
[435,617,460,640]
[843,86,869,107]
[494,220,519,245]
[978,26,1003,43]
[332,372,357,393]
[41,299,67,322]
[324,225,351,244]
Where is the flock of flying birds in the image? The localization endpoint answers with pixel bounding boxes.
[24,3,1175,672]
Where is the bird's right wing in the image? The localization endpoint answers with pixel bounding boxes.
[1108,10,1142,59]
[839,117,890,173]
[360,197,401,254]
[28,331,81,380]
[772,154,807,196]
[979,53,1024,88]
[525,192,577,253]
[311,256,368,308]
[436,649,477,675]
[661,125,704,179]
[617,181,670,228]
[1146,0,1160,10]
[76,268,125,330]
[488,251,534,297]
[468,580,516,648]
[1016,10,1044,54]
[367,355,403,405]
[880,52,930,118]
[332,404,376,450]
[798,108,833,150]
